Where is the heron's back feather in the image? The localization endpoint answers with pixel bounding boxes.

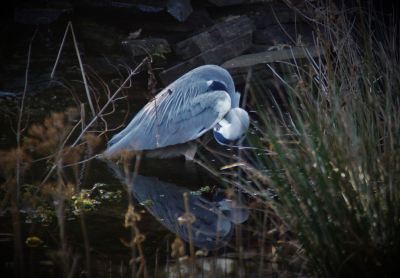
[105,65,237,157]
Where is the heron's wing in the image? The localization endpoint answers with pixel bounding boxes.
[156,89,231,147]
[106,80,231,155]
[107,65,238,147]
[108,79,208,147]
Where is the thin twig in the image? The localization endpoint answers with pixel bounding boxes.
[183,192,196,276]
[70,57,148,149]
[51,22,96,116]
[38,58,148,189]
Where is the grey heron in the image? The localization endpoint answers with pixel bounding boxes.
[103,65,250,159]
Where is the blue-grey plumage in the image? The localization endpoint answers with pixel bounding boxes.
[103,65,249,159]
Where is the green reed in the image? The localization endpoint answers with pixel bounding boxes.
[245,1,400,276]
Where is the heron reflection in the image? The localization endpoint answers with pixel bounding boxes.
[106,161,249,250]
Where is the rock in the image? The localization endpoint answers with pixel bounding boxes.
[159,32,252,85]
[247,44,272,54]
[201,32,252,64]
[77,19,117,55]
[172,16,255,60]
[14,8,72,25]
[121,39,171,57]
[208,0,246,6]
[0,91,20,97]
[212,2,311,28]
[185,6,215,30]
[221,46,323,87]
[172,32,215,61]
[13,0,72,25]
[253,24,315,45]
[249,2,293,13]
[159,56,204,86]
[245,3,309,28]
[158,16,256,85]
[167,0,193,22]
[83,57,142,76]
[73,4,213,40]
[127,6,214,35]
[73,0,193,22]
[111,1,163,12]
[222,46,322,70]
[252,11,300,29]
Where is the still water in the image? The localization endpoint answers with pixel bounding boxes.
[0,71,264,277]
[0,21,266,277]
[1,137,261,277]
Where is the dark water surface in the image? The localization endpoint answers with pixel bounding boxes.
[1,137,260,277]
[0,47,260,278]
[0,9,267,277]
[0,64,261,273]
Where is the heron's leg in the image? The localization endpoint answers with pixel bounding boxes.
[183,141,198,160]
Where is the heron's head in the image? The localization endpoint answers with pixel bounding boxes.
[213,108,250,146]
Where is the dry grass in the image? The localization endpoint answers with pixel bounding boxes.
[235,0,400,276]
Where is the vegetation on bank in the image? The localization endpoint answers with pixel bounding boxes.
[238,1,400,276]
